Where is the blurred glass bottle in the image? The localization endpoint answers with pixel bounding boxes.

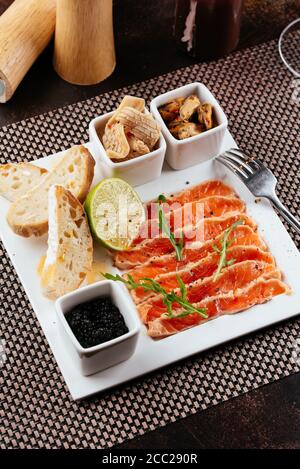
[174,0,244,59]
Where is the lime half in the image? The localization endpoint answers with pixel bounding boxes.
[84,178,145,251]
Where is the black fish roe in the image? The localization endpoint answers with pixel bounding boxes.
[65,297,129,349]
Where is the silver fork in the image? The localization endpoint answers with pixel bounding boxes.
[216,148,300,235]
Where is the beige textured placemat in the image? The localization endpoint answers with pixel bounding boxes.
[1,38,299,448]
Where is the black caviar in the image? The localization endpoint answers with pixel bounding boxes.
[66,297,129,349]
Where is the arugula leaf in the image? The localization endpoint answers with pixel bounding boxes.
[158,194,167,203]
[103,272,208,320]
[157,194,184,261]
[176,274,187,301]
[212,219,244,281]
[103,272,125,283]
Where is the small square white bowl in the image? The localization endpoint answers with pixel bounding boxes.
[89,109,166,187]
[150,82,228,170]
[55,281,140,376]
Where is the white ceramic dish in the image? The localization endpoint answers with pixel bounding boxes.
[150,82,228,170]
[0,133,300,400]
[55,280,140,376]
[89,109,166,186]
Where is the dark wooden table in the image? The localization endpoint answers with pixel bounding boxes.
[1,0,299,449]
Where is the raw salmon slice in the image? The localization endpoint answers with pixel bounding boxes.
[130,246,275,304]
[147,277,291,338]
[138,260,279,323]
[146,180,236,219]
[137,196,245,242]
[126,225,266,281]
[114,213,256,270]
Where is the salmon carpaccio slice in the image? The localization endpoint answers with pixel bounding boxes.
[125,225,266,283]
[130,246,275,304]
[136,196,245,242]
[146,180,236,219]
[138,260,279,324]
[115,213,256,270]
[147,277,291,338]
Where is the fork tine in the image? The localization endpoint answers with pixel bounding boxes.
[224,150,254,175]
[227,148,263,171]
[227,148,249,160]
[216,155,249,181]
[252,156,267,168]
[227,148,256,166]
[219,154,250,178]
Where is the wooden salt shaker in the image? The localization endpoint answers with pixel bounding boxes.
[53,0,116,85]
[0,0,56,103]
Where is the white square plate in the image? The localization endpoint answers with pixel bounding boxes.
[1,130,299,400]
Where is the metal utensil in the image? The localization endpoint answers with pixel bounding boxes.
[216,148,300,235]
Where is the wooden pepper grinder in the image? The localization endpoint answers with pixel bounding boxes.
[53,0,116,85]
[0,0,56,103]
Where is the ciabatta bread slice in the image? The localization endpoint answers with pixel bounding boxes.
[41,185,93,300]
[7,145,95,237]
[0,163,48,202]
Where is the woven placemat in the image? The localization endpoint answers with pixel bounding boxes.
[1,38,299,449]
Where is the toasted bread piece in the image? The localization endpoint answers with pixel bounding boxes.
[0,163,48,202]
[41,185,93,299]
[7,145,95,237]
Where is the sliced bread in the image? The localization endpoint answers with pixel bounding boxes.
[7,145,95,237]
[41,185,93,299]
[0,163,48,202]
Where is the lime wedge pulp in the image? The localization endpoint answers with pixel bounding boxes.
[84,178,146,251]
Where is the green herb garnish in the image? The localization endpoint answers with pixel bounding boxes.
[103,272,208,320]
[157,194,184,261]
[212,219,243,281]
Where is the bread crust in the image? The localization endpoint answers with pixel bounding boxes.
[0,163,48,202]
[6,145,95,238]
[7,219,49,238]
[76,146,95,202]
[41,185,93,299]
